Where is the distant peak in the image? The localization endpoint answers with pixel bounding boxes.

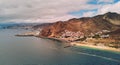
[106,12,113,14]
[104,12,119,15]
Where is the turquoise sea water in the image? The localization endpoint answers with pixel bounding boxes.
[0,29,120,65]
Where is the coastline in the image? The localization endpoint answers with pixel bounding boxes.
[16,33,120,52]
[39,36,69,43]
[41,37,120,52]
[71,42,120,52]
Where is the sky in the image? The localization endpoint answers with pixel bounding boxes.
[0,0,120,23]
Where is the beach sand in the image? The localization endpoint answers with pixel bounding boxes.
[71,42,120,52]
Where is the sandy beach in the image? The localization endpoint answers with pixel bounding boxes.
[71,42,120,52]
[39,37,120,52]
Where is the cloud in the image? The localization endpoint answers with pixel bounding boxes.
[98,1,120,14]
[79,0,120,17]
[82,11,97,17]
[98,0,114,3]
[0,0,100,23]
[0,0,120,23]
[9,14,78,23]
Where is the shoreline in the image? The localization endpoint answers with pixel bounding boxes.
[39,37,69,43]
[71,42,120,52]
[39,35,73,43]
[51,37,120,52]
[41,37,120,52]
[16,34,120,52]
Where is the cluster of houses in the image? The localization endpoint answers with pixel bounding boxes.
[61,30,84,38]
[93,30,110,38]
[59,30,111,41]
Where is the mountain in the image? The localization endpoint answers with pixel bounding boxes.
[40,12,120,37]
[103,12,120,25]
[0,23,38,29]
[32,23,53,30]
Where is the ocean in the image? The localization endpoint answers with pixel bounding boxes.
[0,29,120,65]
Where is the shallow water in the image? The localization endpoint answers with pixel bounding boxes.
[0,29,120,65]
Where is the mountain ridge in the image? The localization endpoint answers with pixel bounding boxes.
[40,12,120,37]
